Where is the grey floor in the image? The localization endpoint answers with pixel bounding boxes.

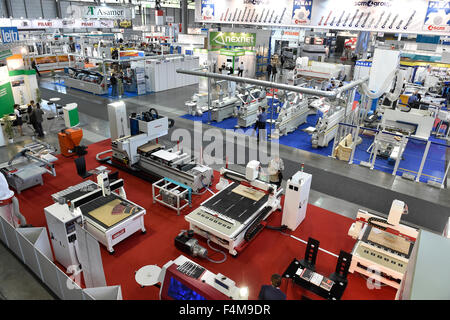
[0,72,446,299]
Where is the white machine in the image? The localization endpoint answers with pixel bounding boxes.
[45,203,82,271]
[347,200,419,289]
[281,171,312,231]
[210,80,240,122]
[381,108,435,141]
[311,106,345,148]
[48,178,146,255]
[108,101,130,141]
[236,88,268,128]
[185,92,209,116]
[158,255,248,300]
[0,142,57,194]
[107,108,214,193]
[185,161,282,256]
[273,93,311,137]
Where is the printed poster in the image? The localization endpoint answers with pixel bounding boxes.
[423,1,450,32]
[292,0,313,25]
[201,0,215,20]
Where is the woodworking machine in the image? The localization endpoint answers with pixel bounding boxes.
[347,200,419,289]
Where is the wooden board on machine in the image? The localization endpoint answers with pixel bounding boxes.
[232,184,265,201]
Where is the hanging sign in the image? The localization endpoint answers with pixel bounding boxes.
[209,31,256,47]
[195,0,450,35]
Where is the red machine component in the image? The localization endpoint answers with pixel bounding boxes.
[58,128,84,157]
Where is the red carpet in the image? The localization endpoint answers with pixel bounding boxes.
[15,139,396,300]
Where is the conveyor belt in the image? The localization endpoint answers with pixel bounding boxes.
[202,182,269,224]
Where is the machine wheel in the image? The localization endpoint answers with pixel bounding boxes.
[141,230,147,234]
[109,250,115,255]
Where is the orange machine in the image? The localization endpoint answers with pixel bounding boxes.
[58,128,84,157]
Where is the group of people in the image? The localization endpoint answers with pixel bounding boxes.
[13,100,45,138]
[110,72,124,97]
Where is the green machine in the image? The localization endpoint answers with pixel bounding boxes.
[63,103,80,128]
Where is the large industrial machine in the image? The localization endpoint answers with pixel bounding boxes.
[158,255,248,300]
[185,92,209,116]
[311,106,345,148]
[210,81,241,122]
[236,87,268,128]
[273,93,312,137]
[184,160,283,256]
[47,176,146,255]
[0,142,57,194]
[347,200,419,289]
[100,102,214,193]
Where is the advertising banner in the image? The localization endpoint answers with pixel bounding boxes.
[195,0,450,35]
[83,6,131,19]
[210,31,256,47]
[113,20,133,29]
[0,27,19,44]
[0,66,14,117]
[423,1,450,33]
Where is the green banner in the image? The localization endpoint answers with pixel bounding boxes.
[0,82,14,117]
[209,32,256,47]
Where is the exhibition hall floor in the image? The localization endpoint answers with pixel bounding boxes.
[1,75,448,299]
[6,139,397,300]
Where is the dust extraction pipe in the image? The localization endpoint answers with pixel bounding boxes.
[176,68,369,100]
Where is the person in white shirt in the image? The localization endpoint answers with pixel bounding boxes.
[238,61,244,77]
[13,104,23,136]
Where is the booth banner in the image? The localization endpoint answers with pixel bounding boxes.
[63,19,115,29]
[210,31,256,47]
[82,6,132,19]
[195,0,450,35]
[0,66,14,116]
[423,1,450,32]
[113,20,133,29]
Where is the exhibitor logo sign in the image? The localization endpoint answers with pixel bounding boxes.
[201,0,215,20]
[354,1,392,7]
[84,6,126,19]
[0,27,19,44]
[292,0,313,25]
[210,32,256,47]
[423,0,450,33]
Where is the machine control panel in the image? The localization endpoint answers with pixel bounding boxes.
[186,208,241,237]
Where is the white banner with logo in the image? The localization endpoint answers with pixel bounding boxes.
[6,19,114,29]
[195,0,450,35]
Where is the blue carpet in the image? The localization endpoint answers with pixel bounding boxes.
[352,133,447,183]
[180,97,448,183]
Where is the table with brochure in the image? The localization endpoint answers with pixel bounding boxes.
[282,258,347,300]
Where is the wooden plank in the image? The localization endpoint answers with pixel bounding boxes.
[367,228,411,255]
[88,199,138,227]
[232,185,265,201]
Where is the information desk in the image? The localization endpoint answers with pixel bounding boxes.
[282,258,347,300]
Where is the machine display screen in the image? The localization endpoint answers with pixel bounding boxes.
[167,277,206,300]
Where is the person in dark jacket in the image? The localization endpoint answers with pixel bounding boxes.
[31,103,45,137]
[110,73,118,97]
[31,60,41,77]
[258,274,286,300]
[257,107,267,142]
[266,64,272,81]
